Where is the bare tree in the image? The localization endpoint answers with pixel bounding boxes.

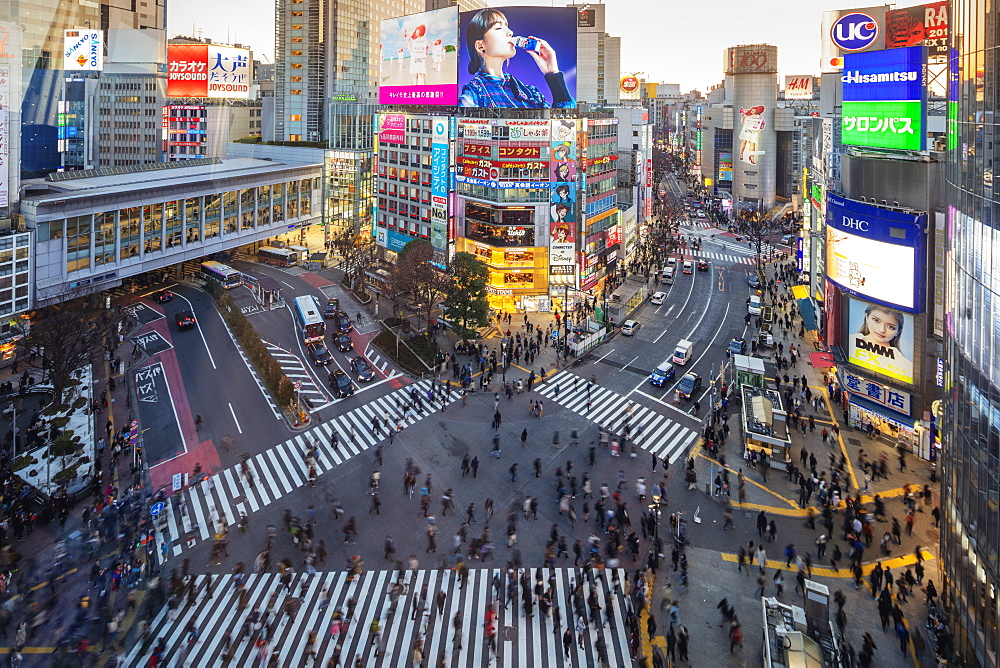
[397,240,448,337]
[329,229,377,293]
[18,294,119,406]
[741,215,783,277]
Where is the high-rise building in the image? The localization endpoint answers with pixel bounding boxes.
[2,0,163,178]
[272,0,421,142]
[568,4,621,106]
[942,0,1000,663]
[423,0,486,11]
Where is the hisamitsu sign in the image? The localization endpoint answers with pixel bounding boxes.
[841,46,926,151]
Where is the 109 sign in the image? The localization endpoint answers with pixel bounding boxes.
[832,12,880,52]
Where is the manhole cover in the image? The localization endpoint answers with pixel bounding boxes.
[847,438,862,447]
[502,626,516,641]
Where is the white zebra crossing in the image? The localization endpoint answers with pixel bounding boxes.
[536,371,699,463]
[127,567,637,667]
[264,342,330,405]
[161,379,455,558]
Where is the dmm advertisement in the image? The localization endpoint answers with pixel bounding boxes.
[379,7,459,106]
[846,296,914,384]
[825,194,925,313]
[167,44,251,99]
[841,45,926,151]
[458,7,576,109]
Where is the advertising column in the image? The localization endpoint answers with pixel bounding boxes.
[549,118,577,284]
[430,117,449,261]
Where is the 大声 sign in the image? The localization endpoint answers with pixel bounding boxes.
[167,44,251,99]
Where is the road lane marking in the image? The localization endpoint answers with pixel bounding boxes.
[621,354,639,371]
[593,348,616,364]
[228,403,243,434]
[172,291,216,370]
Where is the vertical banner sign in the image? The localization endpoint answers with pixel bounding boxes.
[645,158,653,218]
[0,109,7,207]
[738,106,766,164]
[0,65,7,207]
[549,118,577,271]
[430,118,449,253]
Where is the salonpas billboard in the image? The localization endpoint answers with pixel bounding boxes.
[841,45,926,151]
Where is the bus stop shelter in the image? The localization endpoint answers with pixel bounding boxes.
[604,277,648,327]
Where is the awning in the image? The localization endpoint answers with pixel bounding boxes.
[791,285,810,300]
[848,394,916,428]
[797,297,817,330]
[809,351,836,368]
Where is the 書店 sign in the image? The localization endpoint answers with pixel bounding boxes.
[841,369,911,415]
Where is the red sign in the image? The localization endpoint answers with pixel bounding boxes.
[619,76,639,94]
[463,143,492,157]
[167,44,251,98]
[457,156,546,170]
[498,145,541,159]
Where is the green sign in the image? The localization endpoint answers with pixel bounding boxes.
[841,100,925,151]
[810,181,823,208]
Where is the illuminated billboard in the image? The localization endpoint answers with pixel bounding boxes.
[550,118,576,271]
[64,30,103,71]
[847,296,914,384]
[841,46,926,150]
[379,7,459,106]
[167,44,251,99]
[885,2,948,57]
[458,7,576,109]
[825,194,926,313]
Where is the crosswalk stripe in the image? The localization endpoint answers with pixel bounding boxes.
[158,379,457,560]
[538,371,697,465]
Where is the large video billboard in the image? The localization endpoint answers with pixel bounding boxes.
[167,44,251,99]
[458,7,576,109]
[846,296,915,384]
[885,2,948,57]
[379,7,459,106]
[825,194,926,313]
[841,46,926,150]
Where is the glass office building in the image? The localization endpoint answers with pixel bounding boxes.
[943,0,1000,665]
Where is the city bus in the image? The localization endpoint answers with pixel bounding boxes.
[199,261,243,289]
[293,295,326,343]
[257,246,297,267]
[286,245,310,264]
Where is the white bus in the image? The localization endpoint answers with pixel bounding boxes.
[200,261,242,289]
[258,246,297,267]
[286,245,310,264]
[293,295,326,343]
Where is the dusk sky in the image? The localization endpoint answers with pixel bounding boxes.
[168,0,840,92]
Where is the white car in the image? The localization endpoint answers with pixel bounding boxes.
[667,257,677,266]
[620,320,642,336]
[650,291,666,305]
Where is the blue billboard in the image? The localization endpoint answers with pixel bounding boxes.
[825,194,926,313]
[842,45,927,102]
[430,117,449,253]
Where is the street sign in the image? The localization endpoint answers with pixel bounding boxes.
[172,473,183,491]
[150,501,165,517]
[293,382,301,389]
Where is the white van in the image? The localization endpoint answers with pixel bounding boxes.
[672,339,693,365]
[748,295,762,316]
[661,267,675,284]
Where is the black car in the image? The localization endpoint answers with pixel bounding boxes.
[306,342,333,365]
[747,273,761,289]
[155,290,173,304]
[323,298,340,319]
[329,369,355,398]
[696,259,709,272]
[335,312,353,333]
[334,333,353,352]
[350,357,374,382]
[175,310,196,330]
[677,372,702,400]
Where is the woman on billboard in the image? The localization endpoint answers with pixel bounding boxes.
[853,303,913,381]
[458,8,575,109]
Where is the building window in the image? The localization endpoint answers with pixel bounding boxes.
[292,24,303,29]
[291,76,302,82]
[290,134,302,141]
[291,38,303,43]
[291,90,302,95]
[291,63,303,69]
[290,114,301,121]
[66,215,92,273]
[291,50,303,56]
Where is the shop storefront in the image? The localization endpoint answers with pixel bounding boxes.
[838,367,927,455]
[457,238,548,311]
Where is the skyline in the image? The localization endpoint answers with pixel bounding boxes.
[167,0,841,93]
